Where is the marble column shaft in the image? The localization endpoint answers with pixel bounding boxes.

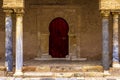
[112,12,119,63]
[5,10,13,71]
[15,11,23,76]
[101,11,110,70]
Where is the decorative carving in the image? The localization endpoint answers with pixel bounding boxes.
[112,11,120,18]
[3,9,13,16]
[3,0,24,9]
[100,10,110,18]
[100,0,120,10]
[14,8,24,14]
[14,8,24,17]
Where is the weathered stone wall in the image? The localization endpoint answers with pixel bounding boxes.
[78,0,102,60]
[0,0,115,60]
[0,0,5,59]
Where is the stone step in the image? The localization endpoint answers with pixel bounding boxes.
[84,72,103,77]
[22,65,103,72]
[22,65,104,77]
[109,67,120,76]
[23,72,103,77]
[83,65,103,72]
[24,72,54,77]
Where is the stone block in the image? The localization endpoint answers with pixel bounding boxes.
[35,66,50,72]
[55,78,77,80]
[74,72,84,77]
[109,68,120,76]
[71,66,83,72]
[6,72,13,77]
[51,66,72,72]
[54,72,74,78]
[40,78,55,80]
[22,66,36,72]
[84,72,103,77]
[85,77,105,80]
[83,66,103,72]
[0,71,5,77]
[23,72,53,77]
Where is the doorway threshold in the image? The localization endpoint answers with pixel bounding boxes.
[34,57,87,61]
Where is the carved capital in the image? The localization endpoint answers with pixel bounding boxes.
[100,10,110,18]
[14,8,24,16]
[112,11,120,19]
[3,9,13,16]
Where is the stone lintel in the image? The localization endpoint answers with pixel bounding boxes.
[3,0,24,9]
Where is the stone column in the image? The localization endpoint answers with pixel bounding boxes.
[14,9,24,76]
[112,12,120,68]
[4,9,13,72]
[101,10,110,70]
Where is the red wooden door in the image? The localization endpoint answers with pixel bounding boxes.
[49,17,69,58]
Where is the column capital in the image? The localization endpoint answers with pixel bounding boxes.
[14,8,24,14]
[112,11,120,18]
[111,11,120,14]
[3,9,13,16]
[14,8,24,17]
[100,10,110,18]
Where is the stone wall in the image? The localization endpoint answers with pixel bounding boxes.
[0,0,115,60]
[0,0,5,59]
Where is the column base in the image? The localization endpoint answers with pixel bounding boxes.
[14,70,23,77]
[112,62,120,68]
[103,70,111,76]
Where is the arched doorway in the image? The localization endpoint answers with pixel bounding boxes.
[49,17,69,58]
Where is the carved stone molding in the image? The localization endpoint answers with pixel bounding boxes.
[3,0,24,9]
[112,11,120,18]
[100,0,120,10]
[14,8,24,17]
[3,9,13,16]
[14,8,24,14]
[100,10,110,18]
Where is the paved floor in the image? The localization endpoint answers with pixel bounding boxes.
[24,59,102,66]
[0,59,101,66]
[0,59,120,80]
